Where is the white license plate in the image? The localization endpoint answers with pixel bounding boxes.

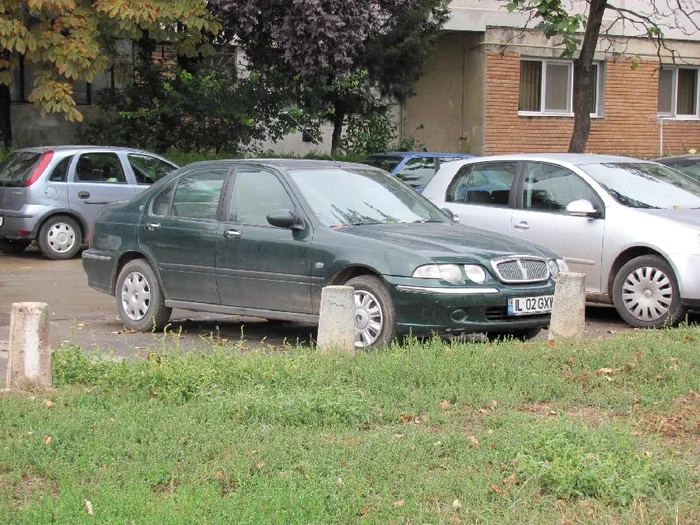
[507,295,553,316]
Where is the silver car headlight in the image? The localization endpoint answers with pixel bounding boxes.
[412,264,465,284]
[463,264,487,283]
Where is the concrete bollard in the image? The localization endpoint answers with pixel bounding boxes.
[317,285,355,355]
[548,272,586,341]
[5,302,51,389]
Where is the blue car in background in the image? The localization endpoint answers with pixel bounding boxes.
[361,152,474,192]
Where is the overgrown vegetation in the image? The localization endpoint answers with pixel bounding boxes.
[78,49,305,155]
[1,328,699,522]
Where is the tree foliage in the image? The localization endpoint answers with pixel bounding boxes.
[504,0,699,152]
[79,51,299,155]
[212,0,450,154]
[0,0,220,146]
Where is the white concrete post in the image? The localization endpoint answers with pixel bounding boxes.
[6,302,51,389]
[317,286,356,355]
[548,272,586,341]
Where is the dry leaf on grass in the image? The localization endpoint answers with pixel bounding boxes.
[84,500,93,515]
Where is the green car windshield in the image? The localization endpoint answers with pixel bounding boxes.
[289,167,451,227]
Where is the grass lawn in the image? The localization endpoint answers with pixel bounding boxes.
[1,327,699,523]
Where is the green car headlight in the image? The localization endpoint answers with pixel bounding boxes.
[548,258,568,279]
[412,264,465,284]
[463,264,486,283]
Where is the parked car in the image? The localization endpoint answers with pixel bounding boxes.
[82,159,566,348]
[0,145,178,259]
[654,154,700,182]
[422,153,700,329]
[361,152,474,192]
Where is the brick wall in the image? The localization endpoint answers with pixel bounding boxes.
[484,52,700,158]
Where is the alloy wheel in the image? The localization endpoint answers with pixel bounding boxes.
[354,289,384,348]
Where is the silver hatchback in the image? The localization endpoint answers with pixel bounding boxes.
[422,153,700,329]
[0,146,178,259]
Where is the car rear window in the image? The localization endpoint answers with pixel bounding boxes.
[0,151,42,187]
[362,156,403,173]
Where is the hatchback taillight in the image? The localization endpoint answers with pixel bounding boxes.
[24,151,54,186]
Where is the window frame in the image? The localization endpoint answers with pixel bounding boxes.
[657,66,699,119]
[518,58,605,118]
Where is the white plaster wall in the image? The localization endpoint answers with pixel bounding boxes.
[447,0,700,41]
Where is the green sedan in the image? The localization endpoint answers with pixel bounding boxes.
[82,159,567,348]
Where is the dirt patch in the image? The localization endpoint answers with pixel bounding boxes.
[518,402,614,426]
[4,474,60,509]
[635,390,700,439]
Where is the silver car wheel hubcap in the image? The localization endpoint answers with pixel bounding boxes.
[121,271,152,321]
[47,222,76,253]
[354,289,383,348]
[621,265,673,322]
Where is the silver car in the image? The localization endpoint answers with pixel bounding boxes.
[0,146,178,259]
[422,153,700,328]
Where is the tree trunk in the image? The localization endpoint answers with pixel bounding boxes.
[569,0,608,153]
[330,102,345,156]
[0,82,11,149]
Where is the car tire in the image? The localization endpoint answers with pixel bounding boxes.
[486,327,542,342]
[0,239,31,254]
[37,216,82,260]
[116,259,172,332]
[612,254,686,328]
[346,275,397,348]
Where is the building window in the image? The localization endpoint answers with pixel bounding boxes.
[589,63,604,116]
[658,67,699,117]
[519,59,604,116]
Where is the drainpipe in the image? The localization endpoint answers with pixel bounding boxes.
[659,116,665,157]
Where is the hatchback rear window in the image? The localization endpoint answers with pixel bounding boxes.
[0,151,41,187]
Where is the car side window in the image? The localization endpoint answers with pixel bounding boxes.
[128,153,177,184]
[230,168,294,226]
[445,162,517,206]
[395,157,437,189]
[151,184,176,217]
[47,156,73,182]
[167,169,228,220]
[522,162,599,213]
[74,153,126,184]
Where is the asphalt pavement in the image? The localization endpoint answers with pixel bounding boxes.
[1,246,651,387]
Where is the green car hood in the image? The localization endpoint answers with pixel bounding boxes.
[337,222,557,262]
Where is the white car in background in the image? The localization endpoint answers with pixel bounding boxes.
[422,153,700,329]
